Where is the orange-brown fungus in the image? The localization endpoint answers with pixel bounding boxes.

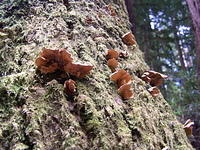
[64,63,93,78]
[148,87,160,97]
[106,49,119,60]
[36,48,93,78]
[110,69,127,81]
[116,72,132,88]
[64,79,76,96]
[35,48,73,74]
[141,71,168,86]
[107,58,118,72]
[110,69,133,100]
[122,32,136,46]
[183,119,194,136]
[117,83,134,99]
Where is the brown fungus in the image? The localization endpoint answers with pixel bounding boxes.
[35,48,73,74]
[183,119,194,136]
[106,49,119,60]
[110,69,134,100]
[148,87,160,97]
[35,48,93,78]
[122,32,136,46]
[64,79,76,96]
[141,70,168,86]
[107,58,118,72]
[64,63,93,78]
[117,83,134,100]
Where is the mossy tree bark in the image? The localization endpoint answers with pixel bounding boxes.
[0,0,193,149]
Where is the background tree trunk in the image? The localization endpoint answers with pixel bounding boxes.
[0,0,193,149]
[125,0,136,33]
[186,0,200,87]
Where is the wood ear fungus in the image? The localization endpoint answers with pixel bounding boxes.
[141,70,168,86]
[106,49,119,60]
[35,48,93,78]
[148,87,160,97]
[117,83,134,99]
[183,119,194,136]
[64,63,93,78]
[107,58,118,72]
[122,32,136,46]
[64,79,76,96]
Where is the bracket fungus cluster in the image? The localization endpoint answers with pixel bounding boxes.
[110,69,133,100]
[35,48,93,96]
[105,49,119,72]
[183,119,194,136]
[122,32,136,46]
[105,49,133,100]
[140,70,168,96]
[35,48,93,78]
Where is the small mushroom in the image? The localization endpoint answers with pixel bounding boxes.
[116,72,132,88]
[107,58,118,72]
[64,79,76,96]
[106,49,119,60]
[64,63,93,78]
[117,83,134,100]
[122,32,136,46]
[183,119,194,136]
[148,87,160,97]
[110,69,127,81]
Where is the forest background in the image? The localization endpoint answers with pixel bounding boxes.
[127,0,200,148]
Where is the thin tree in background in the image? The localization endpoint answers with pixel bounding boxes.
[186,0,200,87]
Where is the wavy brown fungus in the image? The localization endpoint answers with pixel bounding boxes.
[148,87,160,97]
[64,79,76,96]
[35,48,73,74]
[64,63,93,78]
[110,69,133,100]
[35,48,93,78]
[106,49,119,60]
[107,58,118,72]
[183,119,194,136]
[141,71,168,86]
[122,32,136,46]
[117,83,134,100]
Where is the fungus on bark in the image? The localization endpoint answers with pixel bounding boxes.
[35,48,73,74]
[183,119,194,136]
[64,79,76,96]
[117,83,134,99]
[148,87,160,97]
[110,69,134,100]
[106,49,119,60]
[35,48,93,78]
[64,63,93,78]
[122,32,136,46]
[141,70,168,86]
[107,58,118,72]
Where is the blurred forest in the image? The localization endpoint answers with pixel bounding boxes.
[126,0,200,148]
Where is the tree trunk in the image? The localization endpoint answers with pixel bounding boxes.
[0,0,193,149]
[186,0,200,87]
[125,0,136,33]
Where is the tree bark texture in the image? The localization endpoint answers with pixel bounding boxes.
[186,0,200,87]
[0,0,193,149]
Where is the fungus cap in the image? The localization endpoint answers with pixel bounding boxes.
[148,87,160,97]
[106,49,119,60]
[122,32,136,46]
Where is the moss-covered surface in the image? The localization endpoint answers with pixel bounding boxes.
[0,0,193,149]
